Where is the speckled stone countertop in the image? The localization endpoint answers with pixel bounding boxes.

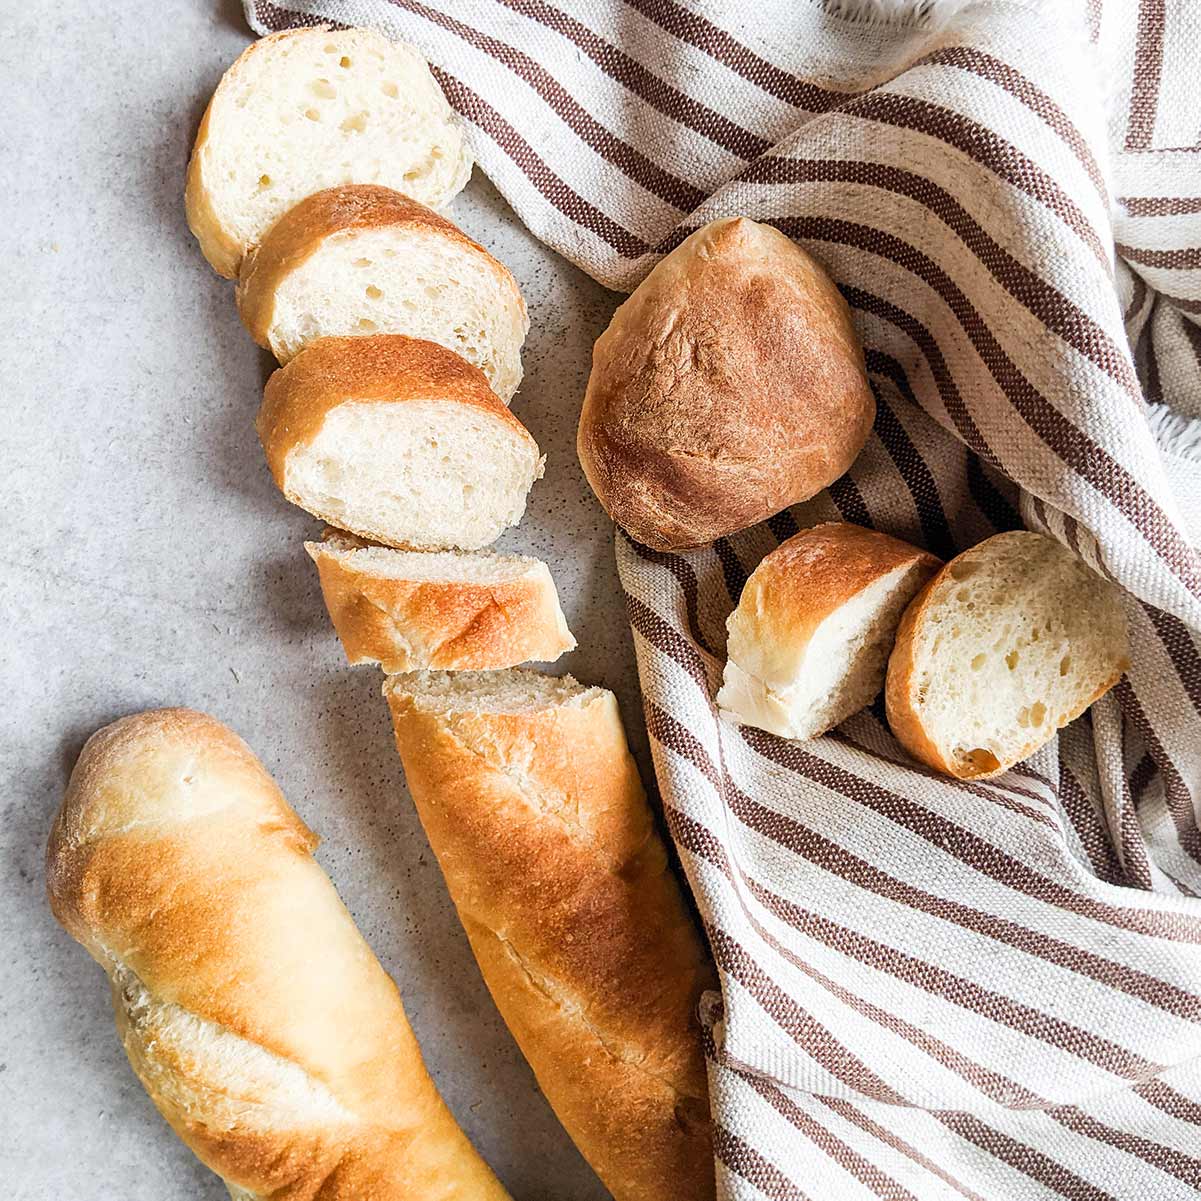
[0,3,639,1196]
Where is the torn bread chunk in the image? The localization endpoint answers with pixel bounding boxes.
[717,522,940,740]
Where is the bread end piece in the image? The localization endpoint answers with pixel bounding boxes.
[306,531,575,672]
[718,523,940,740]
[886,531,1130,779]
[386,669,716,1201]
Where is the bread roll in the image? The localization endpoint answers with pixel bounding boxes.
[257,335,543,551]
[886,532,1130,779]
[306,530,575,673]
[46,708,510,1201]
[186,27,472,277]
[577,217,875,551]
[385,670,716,1201]
[718,522,940,740]
[237,185,528,399]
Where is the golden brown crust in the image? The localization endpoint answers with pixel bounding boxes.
[577,217,875,551]
[235,184,516,351]
[256,333,534,488]
[741,522,941,654]
[47,708,510,1201]
[184,90,243,278]
[883,574,956,773]
[305,533,574,672]
[385,683,716,1201]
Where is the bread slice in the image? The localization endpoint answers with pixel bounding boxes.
[306,530,575,673]
[716,522,941,740]
[185,27,473,278]
[237,186,528,399]
[886,531,1130,779]
[257,335,543,551]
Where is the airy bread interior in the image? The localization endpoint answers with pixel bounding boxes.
[387,668,604,715]
[719,558,932,740]
[198,29,471,265]
[317,532,549,584]
[895,533,1129,776]
[266,225,528,400]
[285,400,543,551]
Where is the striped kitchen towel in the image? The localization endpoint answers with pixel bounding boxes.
[248,2,1201,1197]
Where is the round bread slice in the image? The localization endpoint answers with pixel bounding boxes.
[257,335,544,551]
[306,530,575,673]
[237,186,528,399]
[886,531,1131,779]
[186,27,473,278]
[716,522,941,740]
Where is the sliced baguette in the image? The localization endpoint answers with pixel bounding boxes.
[186,27,472,278]
[717,522,941,740]
[257,335,543,551]
[886,531,1130,779]
[306,530,575,673]
[237,185,528,399]
[385,669,716,1201]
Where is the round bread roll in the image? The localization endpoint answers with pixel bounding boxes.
[237,185,528,401]
[577,217,875,551]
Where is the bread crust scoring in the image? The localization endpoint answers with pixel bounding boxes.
[47,708,511,1200]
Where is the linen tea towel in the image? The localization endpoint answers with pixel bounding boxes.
[247,1,1201,1197]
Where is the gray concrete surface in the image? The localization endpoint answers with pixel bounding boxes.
[0,3,636,1196]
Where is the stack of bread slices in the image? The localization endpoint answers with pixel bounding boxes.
[186,25,716,1201]
[187,25,581,667]
[187,25,577,669]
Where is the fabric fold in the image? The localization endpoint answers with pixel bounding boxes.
[249,2,1201,1195]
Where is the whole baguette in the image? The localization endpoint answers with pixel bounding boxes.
[385,672,717,1201]
[47,708,510,1201]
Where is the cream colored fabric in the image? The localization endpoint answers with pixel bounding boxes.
[249,3,1201,1197]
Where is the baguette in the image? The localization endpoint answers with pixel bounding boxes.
[385,670,716,1201]
[886,531,1130,778]
[257,334,543,550]
[306,530,575,673]
[237,185,528,400]
[577,217,875,550]
[46,708,509,1201]
[718,522,940,740]
[186,28,472,278]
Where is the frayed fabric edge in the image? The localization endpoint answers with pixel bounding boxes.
[821,0,974,27]
[1147,403,1201,465]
